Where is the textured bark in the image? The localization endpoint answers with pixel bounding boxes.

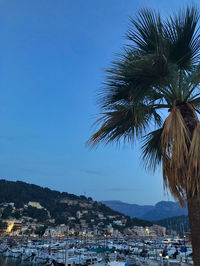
[176,100,198,135]
[187,197,200,266]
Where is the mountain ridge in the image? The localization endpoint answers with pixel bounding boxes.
[102,200,188,221]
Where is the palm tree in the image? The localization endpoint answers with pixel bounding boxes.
[88,7,200,265]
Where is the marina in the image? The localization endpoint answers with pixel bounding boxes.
[0,237,194,265]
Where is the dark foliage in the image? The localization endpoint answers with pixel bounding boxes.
[0,179,152,228]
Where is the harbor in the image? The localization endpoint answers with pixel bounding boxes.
[0,236,194,265]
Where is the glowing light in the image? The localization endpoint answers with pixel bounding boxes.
[7,222,14,232]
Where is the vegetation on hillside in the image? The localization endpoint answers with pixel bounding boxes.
[0,179,152,229]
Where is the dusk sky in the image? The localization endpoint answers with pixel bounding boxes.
[0,0,197,205]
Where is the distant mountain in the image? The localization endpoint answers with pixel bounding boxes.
[102,200,154,219]
[142,201,188,221]
[102,200,188,221]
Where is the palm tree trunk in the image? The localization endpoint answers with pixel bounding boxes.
[187,196,200,265]
[178,101,200,265]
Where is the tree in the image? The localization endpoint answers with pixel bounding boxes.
[35,225,47,237]
[2,206,13,219]
[23,206,48,222]
[88,7,200,265]
[13,210,21,219]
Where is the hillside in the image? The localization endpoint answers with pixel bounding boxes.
[0,180,152,231]
[102,200,188,221]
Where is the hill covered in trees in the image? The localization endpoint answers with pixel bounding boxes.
[0,179,152,230]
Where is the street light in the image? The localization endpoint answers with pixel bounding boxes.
[166,255,169,266]
[159,253,163,266]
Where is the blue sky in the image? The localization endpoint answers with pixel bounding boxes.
[0,0,196,205]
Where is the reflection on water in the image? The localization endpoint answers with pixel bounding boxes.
[0,256,43,266]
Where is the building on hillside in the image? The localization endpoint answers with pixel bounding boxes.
[28,202,43,209]
[151,225,166,236]
[98,213,104,219]
[76,211,82,219]
[1,203,15,208]
[107,224,114,234]
[113,220,123,226]
[68,217,76,221]
[133,226,146,237]
[44,224,69,237]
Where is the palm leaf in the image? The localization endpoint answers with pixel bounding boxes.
[99,50,176,112]
[141,128,163,171]
[165,6,200,69]
[88,104,161,147]
[127,8,164,54]
[189,97,200,113]
[183,65,200,101]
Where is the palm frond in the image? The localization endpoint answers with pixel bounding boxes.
[127,8,164,54]
[99,50,174,110]
[141,128,163,171]
[189,97,200,114]
[182,65,200,100]
[165,6,200,70]
[88,104,161,147]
